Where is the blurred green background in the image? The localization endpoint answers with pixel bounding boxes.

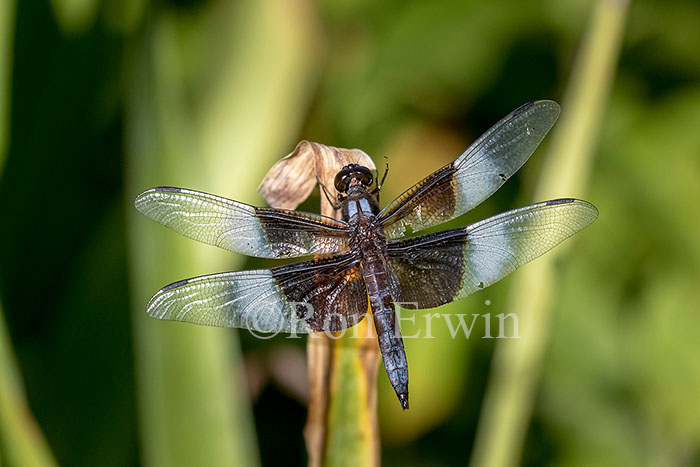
[1,0,699,466]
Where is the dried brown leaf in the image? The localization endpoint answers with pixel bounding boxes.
[259,140,376,212]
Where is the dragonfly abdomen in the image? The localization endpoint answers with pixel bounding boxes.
[363,254,409,410]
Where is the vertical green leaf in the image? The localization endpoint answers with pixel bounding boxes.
[0,2,57,465]
[322,325,380,467]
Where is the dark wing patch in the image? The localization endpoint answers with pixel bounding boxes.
[387,199,598,309]
[135,187,350,258]
[378,101,561,239]
[387,227,465,310]
[146,252,368,333]
[271,253,369,332]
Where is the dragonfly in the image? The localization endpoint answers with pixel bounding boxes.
[135,100,598,410]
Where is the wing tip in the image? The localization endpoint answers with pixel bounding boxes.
[145,291,167,320]
[515,99,560,113]
[153,186,183,193]
[545,195,598,214]
[546,197,598,214]
[145,278,191,319]
[548,197,572,205]
[161,277,191,291]
[134,186,184,211]
[545,198,599,232]
[513,100,561,129]
[136,186,183,198]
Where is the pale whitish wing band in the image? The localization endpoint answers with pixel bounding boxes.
[146,270,314,333]
[135,187,350,258]
[452,101,560,212]
[379,101,561,239]
[456,198,598,299]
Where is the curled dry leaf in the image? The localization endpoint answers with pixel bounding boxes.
[259,140,376,214]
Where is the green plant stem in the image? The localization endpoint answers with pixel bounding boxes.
[0,2,57,466]
[321,321,380,467]
[125,2,321,466]
[469,1,629,466]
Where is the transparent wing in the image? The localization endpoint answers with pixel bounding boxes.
[146,252,369,333]
[135,187,350,259]
[387,198,598,308]
[379,101,561,238]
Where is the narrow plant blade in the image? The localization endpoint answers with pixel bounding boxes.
[0,2,57,465]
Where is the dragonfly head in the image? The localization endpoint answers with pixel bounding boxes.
[334,164,374,194]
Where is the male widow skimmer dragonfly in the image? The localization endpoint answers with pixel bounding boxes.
[135,100,598,410]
